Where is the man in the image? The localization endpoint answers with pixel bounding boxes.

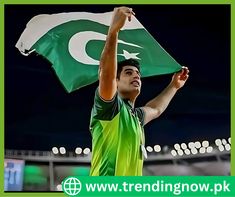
[89,7,189,176]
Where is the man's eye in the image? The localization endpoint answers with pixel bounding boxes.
[126,72,132,75]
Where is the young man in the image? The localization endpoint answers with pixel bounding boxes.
[89,7,189,176]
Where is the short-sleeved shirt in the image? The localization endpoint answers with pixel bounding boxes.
[89,88,145,176]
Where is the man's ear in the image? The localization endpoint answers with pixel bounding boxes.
[116,78,119,89]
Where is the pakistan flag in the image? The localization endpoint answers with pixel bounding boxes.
[16,11,182,93]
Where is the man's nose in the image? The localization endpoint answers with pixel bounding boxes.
[133,74,140,80]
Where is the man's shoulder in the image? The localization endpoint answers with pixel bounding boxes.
[91,87,124,121]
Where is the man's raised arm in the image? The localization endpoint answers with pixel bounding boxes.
[99,7,134,100]
[142,67,189,125]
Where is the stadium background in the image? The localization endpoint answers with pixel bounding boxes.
[4,4,230,191]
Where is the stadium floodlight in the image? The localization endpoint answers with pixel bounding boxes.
[188,142,195,149]
[52,147,59,154]
[154,145,161,152]
[171,150,177,157]
[56,184,62,191]
[181,143,187,150]
[146,146,153,152]
[228,137,231,144]
[218,145,224,152]
[202,140,209,148]
[199,147,206,154]
[177,149,184,156]
[194,141,201,149]
[206,146,213,153]
[174,143,181,150]
[83,148,91,155]
[184,149,190,155]
[225,144,231,151]
[222,139,227,145]
[191,148,198,155]
[75,147,82,155]
[215,139,222,146]
[59,147,66,154]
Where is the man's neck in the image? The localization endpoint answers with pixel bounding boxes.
[118,93,136,108]
[128,100,135,108]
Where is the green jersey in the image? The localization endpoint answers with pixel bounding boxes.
[89,88,145,176]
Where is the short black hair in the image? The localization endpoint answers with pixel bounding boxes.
[117,58,140,79]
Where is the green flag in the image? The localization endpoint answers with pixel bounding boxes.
[16,11,182,93]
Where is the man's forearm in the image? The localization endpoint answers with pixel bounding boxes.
[145,84,178,115]
[99,30,118,79]
[98,29,119,100]
[143,67,189,125]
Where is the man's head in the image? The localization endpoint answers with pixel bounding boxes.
[116,58,142,99]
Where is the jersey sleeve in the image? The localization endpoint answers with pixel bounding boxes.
[135,107,145,127]
[91,87,123,121]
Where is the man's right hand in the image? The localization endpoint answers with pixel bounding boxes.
[109,7,135,33]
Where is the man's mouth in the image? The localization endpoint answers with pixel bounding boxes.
[131,80,140,87]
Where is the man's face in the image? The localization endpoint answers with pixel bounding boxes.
[117,65,142,96]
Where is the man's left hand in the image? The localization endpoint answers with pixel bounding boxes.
[170,66,189,89]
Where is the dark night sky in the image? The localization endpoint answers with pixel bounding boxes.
[5,5,230,151]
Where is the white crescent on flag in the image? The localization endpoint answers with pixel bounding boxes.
[68,31,142,65]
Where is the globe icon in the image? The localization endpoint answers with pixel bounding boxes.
[62,177,82,196]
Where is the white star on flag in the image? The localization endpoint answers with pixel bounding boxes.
[118,50,141,60]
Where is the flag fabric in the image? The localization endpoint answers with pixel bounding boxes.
[16,11,182,93]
